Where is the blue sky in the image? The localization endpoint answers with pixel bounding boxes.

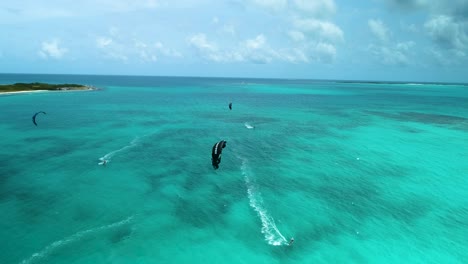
[0,0,467,82]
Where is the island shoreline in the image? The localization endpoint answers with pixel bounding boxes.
[0,85,96,96]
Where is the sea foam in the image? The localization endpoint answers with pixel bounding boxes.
[20,216,134,264]
[98,137,140,165]
[240,158,287,246]
[244,122,255,129]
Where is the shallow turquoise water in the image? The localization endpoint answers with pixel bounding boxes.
[1,75,467,263]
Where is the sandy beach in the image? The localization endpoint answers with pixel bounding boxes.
[0,86,95,96]
[0,90,48,95]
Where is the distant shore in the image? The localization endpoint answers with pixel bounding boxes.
[0,82,96,95]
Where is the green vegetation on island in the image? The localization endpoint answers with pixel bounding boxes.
[0,82,91,93]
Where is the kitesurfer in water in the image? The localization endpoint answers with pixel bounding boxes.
[212,140,227,169]
[229,102,232,110]
[289,237,294,246]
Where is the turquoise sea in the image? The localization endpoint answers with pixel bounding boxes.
[1,74,467,264]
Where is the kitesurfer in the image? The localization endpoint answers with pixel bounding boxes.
[229,102,232,110]
[32,111,46,126]
[289,237,294,246]
[212,140,227,169]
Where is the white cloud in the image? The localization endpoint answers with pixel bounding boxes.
[245,34,266,49]
[135,41,157,62]
[288,31,306,42]
[397,41,415,51]
[293,18,344,42]
[312,42,337,63]
[383,0,468,62]
[241,34,274,63]
[188,33,225,62]
[368,19,389,42]
[95,36,128,61]
[38,39,68,59]
[97,37,113,48]
[96,35,182,62]
[134,40,183,62]
[368,41,415,65]
[251,0,288,12]
[285,11,343,64]
[187,33,308,64]
[273,48,309,63]
[293,0,336,17]
[366,18,417,65]
[188,33,261,63]
[188,34,217,52]
[245,0,342,64]
[155,42,183,58]
[424,15,468,52]
[240,34,310,63]
[95,28,130,61]
[96,26,182,62]
[5,0,344,67]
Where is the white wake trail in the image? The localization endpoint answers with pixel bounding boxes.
[244,122,255,129]
[98,137,140,165]
[20,216,134,264]
[240,158,287,246]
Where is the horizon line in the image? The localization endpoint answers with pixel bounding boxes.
[0,72,467,86]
